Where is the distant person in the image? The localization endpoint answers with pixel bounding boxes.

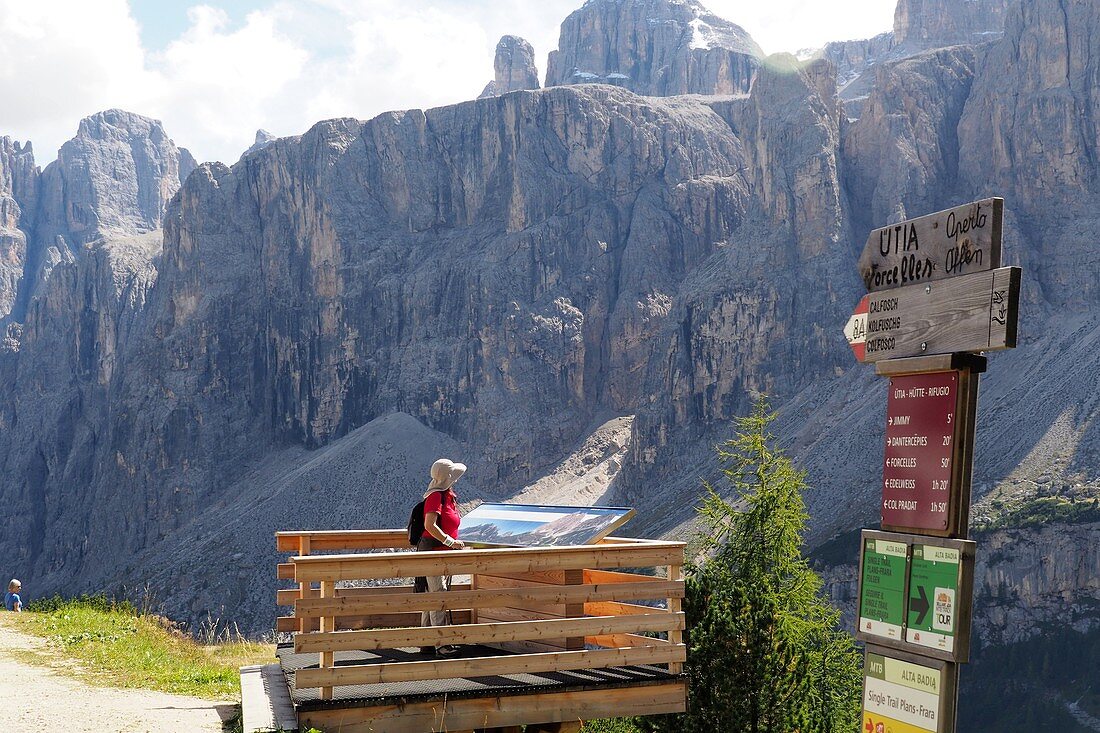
[5,579,22,612]
[415,458,467,656]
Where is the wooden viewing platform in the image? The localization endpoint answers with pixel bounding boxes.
[250,529,688,732]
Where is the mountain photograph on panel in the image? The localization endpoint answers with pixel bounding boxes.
[460,504,635,547]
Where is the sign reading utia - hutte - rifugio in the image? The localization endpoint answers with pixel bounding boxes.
[859,198,1003,292]
[881,372,958,532]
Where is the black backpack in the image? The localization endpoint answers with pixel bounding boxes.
[406,490,447,546]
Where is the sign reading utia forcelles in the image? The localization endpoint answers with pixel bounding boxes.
[882,372,958,532]
[859,198,1003,292]
[844,266,1020,363]
[863,647,957,733]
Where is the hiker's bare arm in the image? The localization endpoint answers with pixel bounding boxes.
[425,512,466,549]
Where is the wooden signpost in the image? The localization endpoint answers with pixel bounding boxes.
[844,266,1021,363]
[847,199,1019,732]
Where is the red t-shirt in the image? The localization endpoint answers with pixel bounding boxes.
[422,489,460,541]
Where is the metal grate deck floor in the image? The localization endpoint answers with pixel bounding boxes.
[276,643,679,712]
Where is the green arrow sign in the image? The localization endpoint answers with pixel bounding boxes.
[856,530,976,663]
[906,544,962,654]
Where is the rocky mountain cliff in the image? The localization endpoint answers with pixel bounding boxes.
[0,110,192,325]
[479,36,541,98]
[0,0,1096,657]
[546,0,761,95]
[0,139,36,321]
[818,0,1009,103]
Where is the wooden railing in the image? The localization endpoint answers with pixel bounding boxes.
[276,530,687,702]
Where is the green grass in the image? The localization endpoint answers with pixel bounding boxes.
[974,495,1100,532]
[8,595,273,700]
[579,719,643,732]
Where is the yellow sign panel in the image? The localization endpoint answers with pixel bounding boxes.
[863,711,936,733]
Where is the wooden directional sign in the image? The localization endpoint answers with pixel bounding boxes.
[863,645,958,733]
[857,530,976,664]
[844,266,1020,363]
[859,198,1003,292]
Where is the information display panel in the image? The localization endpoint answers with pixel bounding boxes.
[863,646,957,733]
[906,543,970,655]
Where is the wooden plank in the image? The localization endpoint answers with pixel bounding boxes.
[277,588,307,606]
[293,542,685,582]
[295,581,683,618]
[276,615,299,632]
[477,569,583,585]
[276,530,408,552]
[844,266,1021,362]
[582,569,662,585]
[874,353,987,377]
[859,198,1003,292]
[586,633,670,648]
[279,583,475,609]
[478,606,565,623]
[583,601,659,617]
[277,563,295,580]
[295,613,685,653]
[294,644,686,689]
[667,564,684,674]
[299,681,687,733]
[319,579,334,701]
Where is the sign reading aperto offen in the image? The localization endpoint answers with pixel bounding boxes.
[859,198,1003,293]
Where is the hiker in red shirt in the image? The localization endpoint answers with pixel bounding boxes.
[416,458,467,656]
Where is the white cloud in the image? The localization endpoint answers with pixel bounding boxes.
[707,0,895,55]
[0,0,897,166]
[0,0,153,163]
[147,5,309,161]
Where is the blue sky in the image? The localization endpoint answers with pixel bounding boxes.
[0,1,895,165]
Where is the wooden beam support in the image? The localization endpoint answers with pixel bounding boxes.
[295,581,683,618]
[276,530,408,552]
[298,680,687,733]
[583,601,660,617]
[319,579,334,701]
[667,564,684,674]
[292,542,685,583]
[295,613,685,653]
[294,644,686,689]
[874,352,988,377]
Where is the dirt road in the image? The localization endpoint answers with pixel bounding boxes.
[0,621,231,731]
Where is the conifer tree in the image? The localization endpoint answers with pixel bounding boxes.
[656,398,862,733]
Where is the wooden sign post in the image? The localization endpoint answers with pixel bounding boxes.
[844,267,1020,363]
[847,199,1019,733]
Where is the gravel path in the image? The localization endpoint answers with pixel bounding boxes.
[0,621,231,732]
